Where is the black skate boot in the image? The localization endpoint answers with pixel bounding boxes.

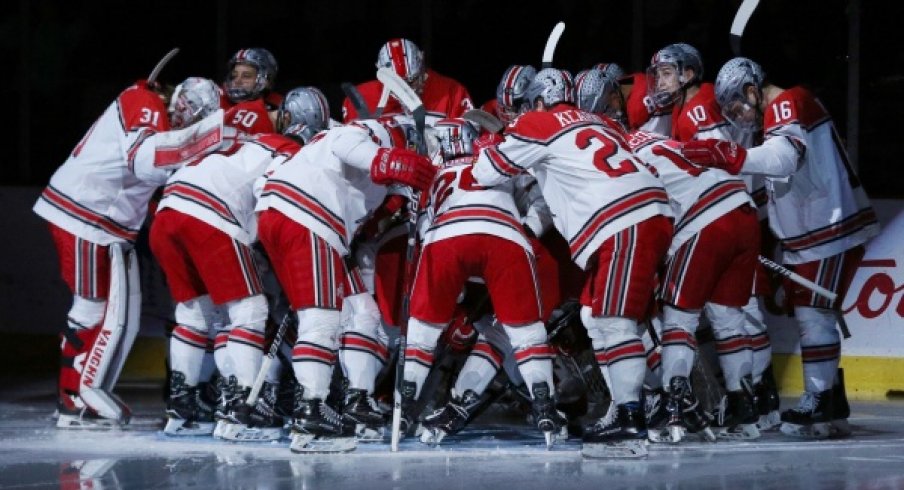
[530,382,568,449]
[213,376,244,438]
[780,368,850,439]
[659,376,715,443]
[754,365,781,430]
[581,402,649,458]
[420,389,484,446]
[290,385,356,453]
[643,386,669,430]
[163,371,215,436]
[220,381,285,442]
[398,380,419,436]
[343,388,386,441]
[713,377,760,440]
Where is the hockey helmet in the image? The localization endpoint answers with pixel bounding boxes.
[278,86,330,143]
[715,57,767,133]
[647,43,703,108]
[170,77,221,129]
[376,38,427,94]
[525,68,575,108]
[495,64,538,124]
[225,48,278,103]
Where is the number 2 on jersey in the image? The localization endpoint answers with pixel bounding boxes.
[575,128,639,178]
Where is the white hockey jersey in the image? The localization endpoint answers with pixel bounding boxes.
[744,86,879,263]
[421,159,531,253]
[158,134,300,245]
[628,130,753,256]
[254,124,388,256]
[33,81,228,245]
[472,106,673,269]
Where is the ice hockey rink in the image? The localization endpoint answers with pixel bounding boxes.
[1,380,903,490]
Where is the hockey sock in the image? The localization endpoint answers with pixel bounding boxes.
[169,325,209,386]
[583,308,645,405]
[454,339,504,396]
[797,307,841,393]
[292,308,341,399]
[504,322,555,396]
[339,293,388,393]
[404,318,444,398]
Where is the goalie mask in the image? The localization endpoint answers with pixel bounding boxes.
[170,77,221,129]
[715,57,766,134]
[647,43,703,108]
[376,38,427,95]
[225,48,278,103]
[575,67,625,125]
[433,118,479,163]
[278,86,330,143]
[525,68,575,109]
[495,64,537,124]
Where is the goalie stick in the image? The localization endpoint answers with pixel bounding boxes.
[375,66,428,452]
[541,22,566,69]
[757,255,851,338]
[730,0,760,56]
[463,109,505,134]
[148,48,180,86]
[342,82,373,120]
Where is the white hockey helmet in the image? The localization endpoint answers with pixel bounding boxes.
[225,48,279,103]
[591,62,626,82]
[495,64,537,124]
[575,67,624,124]
[170,77,221,129]
[278,86,330,143]
[715,57,767,133]
[525,68,575,108]
[376,38,427,94]
[433,118,480,162]
[647,43,703,108]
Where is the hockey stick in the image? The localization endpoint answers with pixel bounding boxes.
[463,109,505,134]
[341,82,373,120]
[541,22,566,69]
[376,66,428,452]
[148,48,180,85]
[246,311,296,407]
[730,0,760,56]
[757,255,851,339]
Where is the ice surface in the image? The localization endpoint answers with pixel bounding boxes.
[2,380,904,489]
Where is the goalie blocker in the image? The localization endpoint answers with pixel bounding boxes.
[58,243,142,428]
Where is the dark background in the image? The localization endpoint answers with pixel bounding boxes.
[5,0,902,197]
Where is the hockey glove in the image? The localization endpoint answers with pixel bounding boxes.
[473,132,504,154]
[370,147,437,191]
[680,139,747,175]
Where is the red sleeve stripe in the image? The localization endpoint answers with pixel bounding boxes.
[780,207,877,252]
[485,146,525,177]
[677,180,749,233]
[162,182,240,227]
[569,187,670,260]
[155,126,222,167]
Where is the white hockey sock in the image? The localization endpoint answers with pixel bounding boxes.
[292,308,341,400]
[169,325,209,386]
[583,308,644,405]
[797,307,841,393]
[226,326,266,388]
[454,339,503,396]
[707,303,753,391]
[504,322,554,395]
[660,306,700,386]
[404,318,443,398]
[339,293,388,393]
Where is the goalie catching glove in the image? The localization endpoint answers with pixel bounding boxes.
[370,147,437,191]
[680,139,747,175]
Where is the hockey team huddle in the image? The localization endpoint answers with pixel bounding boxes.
[35,34,879,457]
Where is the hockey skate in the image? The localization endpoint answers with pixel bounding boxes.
[343,389,387,442]
[163,371,215,436]
[289,387,356,453]
[712,379,761,441]
[420,389,485,446]
[582,402,649,459]
[220,382,286,442]
[649,376,716,444]
[57,393,127,430]
[780,369,851,440]
[212,375,241,439]
[530,382,568,449]
[754,366,782,431]
[397,380,421,438]
[643,387,669,430]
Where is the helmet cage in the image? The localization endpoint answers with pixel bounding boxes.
[171,77,221,129]
[226,48,278,102]
[715,57,766,134]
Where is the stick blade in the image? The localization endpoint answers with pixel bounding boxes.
[542,22,566,68]
[463,109,505,133]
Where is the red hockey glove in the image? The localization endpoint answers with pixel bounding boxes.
[473,132,504,154]
[370,147,437,191]
[680,139,747,175]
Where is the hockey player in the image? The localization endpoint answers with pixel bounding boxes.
[35,76,235,428]
[401,116,566,447]
[481,64,538,126]
[341,38,474,124]
[254,116,436,452]
[470,68,674,455]
[151,84,328,437]
[682,57,880,439]
[221,48,283,134]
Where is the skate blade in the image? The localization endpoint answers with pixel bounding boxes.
[220,423,283,442]
[715,423,761,441]
[290,435,356,453]
[647,428,676,444]
[698,426,717,442]
[57,413,123,430]
[780,419,851,439]
[582,440,648,459]
[355,424,385,442]
[543,430,557,450]
[756,411,782,431]
[419,428,446,447]
[163,418,215,436]
[212,420,229,439]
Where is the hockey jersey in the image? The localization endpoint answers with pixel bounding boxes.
[628,130,753,255]
[747,86,879,263]
[254,125,389,256]
[158,134,301,245]
[422,160,531,253]
[223,98,276,135]
[34,81,226,245]
[623,72,672,136]
[341,69,474,126]
[472,105,672,269]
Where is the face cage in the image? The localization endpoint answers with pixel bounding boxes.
[721,96,761,134]
[225,67,266,103]
[647,63,685,109]
[171,96,203,129]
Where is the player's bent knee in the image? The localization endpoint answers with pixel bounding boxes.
[225,294,269,329]
[502,321,546,349]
